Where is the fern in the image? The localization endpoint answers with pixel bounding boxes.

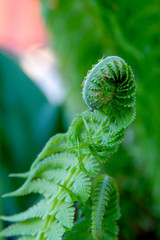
[0,199,51,222]
[92,175,120,240]
[0,56,136,240]
[0,219,43,237]
[55,202,75,229]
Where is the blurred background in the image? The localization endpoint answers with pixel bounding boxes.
[0,0,160,239]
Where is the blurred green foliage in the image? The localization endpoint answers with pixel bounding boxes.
[40,0,160,239]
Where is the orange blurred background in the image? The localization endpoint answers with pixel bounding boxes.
[0,0,46,54]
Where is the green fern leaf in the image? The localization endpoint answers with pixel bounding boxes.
[44,221,65,240]
[83,155,100,177]
[40,169,68,182]
[9,152,74,180]
[73,172,91,202]
[31,133,67,169]
[0,219,42,237]
[55,202,75,229]
[30,152,76,179]
[3,179,59,198]
[91,175,120,240]
[0,199,51,222]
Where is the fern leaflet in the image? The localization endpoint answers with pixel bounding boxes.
[91,175,120,240]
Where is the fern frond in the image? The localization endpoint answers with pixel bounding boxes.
[55,202,75,229]
[43,221,65,240]
[3,179,59,198]
[0,199,51,222]
[0,219,42,237]
[3,152,76,198]
[40,169,68,182]
[31,133,67,169]
[9,152,74,180]
[91,175,120,240]
[83,155,100,177]
[72,172,91,202]
[30,152,76,176]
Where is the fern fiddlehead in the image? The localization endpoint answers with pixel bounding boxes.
[0,56,136,240]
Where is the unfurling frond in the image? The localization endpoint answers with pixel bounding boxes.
[0,56,136,240]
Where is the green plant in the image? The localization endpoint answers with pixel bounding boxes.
[0,56,136,240]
